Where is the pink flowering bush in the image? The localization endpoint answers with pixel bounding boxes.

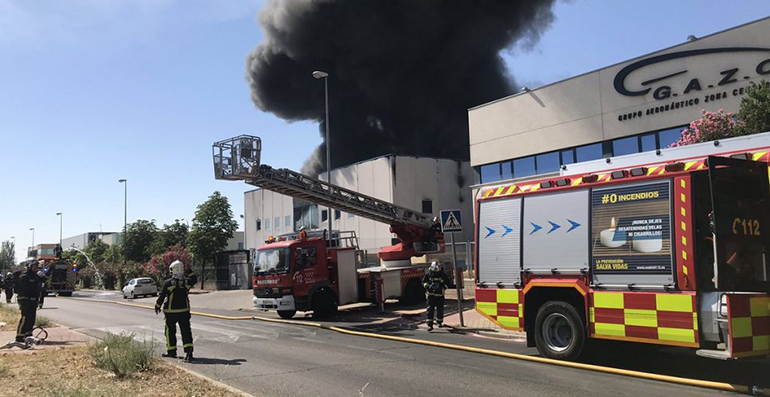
[671,109,744,147]
[144,243,192,283]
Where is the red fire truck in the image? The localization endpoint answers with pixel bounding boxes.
[475,132,770,360]
[213,136,443,319]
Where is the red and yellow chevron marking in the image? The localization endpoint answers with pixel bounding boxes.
[476,288,524,331]
[589,291,699,348]
[727,294,770,358]
[683,159,706,171]
[674,176,695,290]
[646,166,667,176]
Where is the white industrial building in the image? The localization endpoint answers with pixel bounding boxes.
[469,17,770,191]
[62,232,121,250]
[244,155,473,263]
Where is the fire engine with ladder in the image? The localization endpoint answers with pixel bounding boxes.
[212,135,444,319]
[475,132,770,360]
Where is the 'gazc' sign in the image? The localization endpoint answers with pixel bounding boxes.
[613,47,770,122]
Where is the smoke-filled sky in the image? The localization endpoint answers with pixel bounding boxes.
[246,0,556,175]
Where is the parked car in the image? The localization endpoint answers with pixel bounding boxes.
[122,277,159,299]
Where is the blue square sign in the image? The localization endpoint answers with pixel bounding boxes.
[440,210,463,233]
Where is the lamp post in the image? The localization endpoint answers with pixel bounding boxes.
[312,70,332,237]
[56,212,63,245]
[118,179,127,266]
[29,228,35,248]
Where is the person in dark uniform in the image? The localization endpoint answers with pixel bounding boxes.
[38,270,47,309]
[422,261,453,331]
[15,261,41,343]
[155,260,197,362]
[3,272,13,303]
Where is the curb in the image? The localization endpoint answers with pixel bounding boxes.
[67,296,765,395]
[166,360,257,397]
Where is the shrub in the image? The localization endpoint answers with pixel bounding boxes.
[87,332,156,379]
[736,80,770,136]
[671,109,743,147]
[35,316,52,328]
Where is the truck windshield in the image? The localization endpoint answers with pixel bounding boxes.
[255,248,289,274]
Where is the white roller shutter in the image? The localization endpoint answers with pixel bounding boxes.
[478,197,521,286]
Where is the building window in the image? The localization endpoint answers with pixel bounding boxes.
[275,217,280,230]
[640,133,657,152]
[285,215,291,228]
[658,127,684,148]
[264,218,270,230]
[480,163,501,184]
[256,219,261,231]
[422,199,433,214]
[576,143,603,162]
[335,210,341,220]
[501,161,513,180]
[612,136,639,157]
[513,156,535,178]
[322,210,328,222]
[561,149,575,165]
[348,212,355,218]
[238,242,244,250]
[536,151,560,174]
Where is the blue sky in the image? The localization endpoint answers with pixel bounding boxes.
[1,0,769,262]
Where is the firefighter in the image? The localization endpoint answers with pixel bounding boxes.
[422,261,453,331]
[15,261,41,343]
[2,272,13,303]
[38,270,47,309]
[155,260,197,362]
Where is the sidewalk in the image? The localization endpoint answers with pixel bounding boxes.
[0,326,95,352]
[443,307,526,340]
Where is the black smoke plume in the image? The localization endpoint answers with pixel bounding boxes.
[246,0,557,175]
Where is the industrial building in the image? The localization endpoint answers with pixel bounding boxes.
[61,232,121,250]
[244,155,473,263]
[469,17,770,191]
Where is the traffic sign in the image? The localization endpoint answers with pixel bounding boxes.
[440,210,463,233]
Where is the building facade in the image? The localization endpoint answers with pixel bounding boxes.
[469,17,770,188]
[244,155,473,263]
[61,232,121,250]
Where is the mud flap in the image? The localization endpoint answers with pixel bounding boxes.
[726,293,770,358]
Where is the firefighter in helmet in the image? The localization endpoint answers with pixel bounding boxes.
[422,261,453,331]
[15,260,41,343]
[155,260,197,362]
[2,272,13,304]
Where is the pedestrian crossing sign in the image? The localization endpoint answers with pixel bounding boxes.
[440,210,463,233]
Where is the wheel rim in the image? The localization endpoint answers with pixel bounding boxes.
[542,313,573,352]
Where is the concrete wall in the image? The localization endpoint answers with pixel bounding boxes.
[469,17,770,167]
[244,189,293,251]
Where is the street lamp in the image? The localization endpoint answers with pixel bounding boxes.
[118,179,127,266]
[29,228,35,247]
[312,70,332,238]
[56,212,63,245]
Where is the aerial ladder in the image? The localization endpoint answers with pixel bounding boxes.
[212,135,444,264]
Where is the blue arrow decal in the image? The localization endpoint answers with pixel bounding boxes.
[529,222,542,235]
[485,226,496,238]
[548,221,561,234]
[567,219,581,233]
[502,225,513,237]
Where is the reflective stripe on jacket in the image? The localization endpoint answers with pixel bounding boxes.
[155,275,198,313]
[421,270,452,297]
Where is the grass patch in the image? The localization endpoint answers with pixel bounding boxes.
[87,332,156,379]
[0,347,241,397]
[0,302,18,331]
[35,316,52,328]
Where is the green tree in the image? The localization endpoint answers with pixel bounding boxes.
[104,243,123,264]
[84,239,109,265]
[122,219,159,263]
[736,80,770,136]
[150,220,189,255]
[187,192,238,280]
[0,240,16,271]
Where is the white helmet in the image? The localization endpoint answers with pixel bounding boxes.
[169,260,184,279]
[429,261,440,272]
[37,271,45,278]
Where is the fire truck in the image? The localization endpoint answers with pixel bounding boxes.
[41,258,76,296]
[212,136,444,319]
[475,132,770,360]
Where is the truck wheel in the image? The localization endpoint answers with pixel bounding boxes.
[399,279,425,305]
[534,301,586,360]
[277,310,296,319]
[312,289,338,319]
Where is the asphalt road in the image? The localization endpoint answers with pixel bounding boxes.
[32,293,758,397]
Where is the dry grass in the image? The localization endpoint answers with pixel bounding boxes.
[0,303,53,331]
[0,347,243,397]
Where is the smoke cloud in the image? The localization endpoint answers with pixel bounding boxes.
[246,0,557,175]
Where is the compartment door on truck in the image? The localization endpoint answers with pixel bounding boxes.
[707,156,770,292]
[590,180,674,287]
[477,197,522,286]
[522,189,589,274]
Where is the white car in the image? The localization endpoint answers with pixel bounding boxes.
[122,278,159,299]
